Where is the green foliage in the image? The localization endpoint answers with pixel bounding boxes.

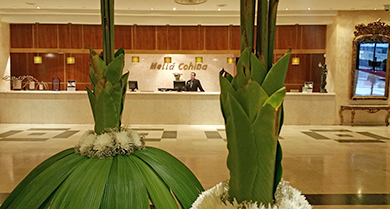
[87,47,128,134]
[1,148,204,209]
[221,0,290,205]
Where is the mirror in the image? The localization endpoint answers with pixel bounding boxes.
[351,19,390,100]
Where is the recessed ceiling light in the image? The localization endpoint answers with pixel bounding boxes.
[82,6,86,9]
[25,2,37,6]
[195,8,198,10]
[218,8,221,11]
[37,6,40,9]
[308,8,310,10]
[173,7,176,10]
[14,6,17,9]
[151,7,153,10]
[59,6,63,9]
[285,8,288,10]
[374,8,377,10]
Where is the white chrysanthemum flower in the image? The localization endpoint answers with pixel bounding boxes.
[94,133,114,151]
[75,128,145,158]
[190,179,311,209]
[77,130,96,154]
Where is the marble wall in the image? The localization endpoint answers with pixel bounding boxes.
[326,11,390,125]
[0,17,10,91]
[124,54,235,92]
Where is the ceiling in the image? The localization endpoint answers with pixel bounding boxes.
[0,0,388,25]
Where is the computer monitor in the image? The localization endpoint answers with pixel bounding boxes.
[128,81,138,91]
[173,81,185,91]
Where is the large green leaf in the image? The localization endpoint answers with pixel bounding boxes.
[5,153,84,209]
[234,80,268,122]
[114,47,125,58]
[100,155,149,209]
[225,93,258,203]
[120,72,129,119]
[94,88,120,134]
[219,74,237,121]
[50,157,112,209]
[86,87,97,123]
[104,54,124,85]
[110,83,122,118]
[129,155,179,209]
[89,47,107,80]
[251,104,278,204]
[261,50,291,96]
[273,140,283,195]
[263,87,286,109]
[232,48,251,90]
[250,52,267,85]
[133,147,204,209]
[0,148,74,209]
[89,66,98,91]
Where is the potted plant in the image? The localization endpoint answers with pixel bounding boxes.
[190,0,311,208]
[0,1,203,208]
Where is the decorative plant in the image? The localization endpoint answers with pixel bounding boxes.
[219,0,290,205]
[0,0,203,208]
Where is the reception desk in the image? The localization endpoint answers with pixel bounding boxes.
[0,91,336,125]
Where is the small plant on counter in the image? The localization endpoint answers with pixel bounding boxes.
[0,0,203,209]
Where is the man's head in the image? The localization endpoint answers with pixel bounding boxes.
[190,72,196,80]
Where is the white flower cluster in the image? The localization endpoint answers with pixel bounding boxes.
[75,128,145,158]
[190,179,312,209]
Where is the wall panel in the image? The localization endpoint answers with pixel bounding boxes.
[83,25,102,49]
[302,25,326,49]
[65,53,91,90]
[10,24,33,48]
[276,25,301,49]
[36,24,58,49]
[156,26,167,50]
[10,53,29,77]
[205,26,228,50]
[134,26,156,50]
[115,25,132,50]
[230,26,240,50]
[181,26,200,50]
[28,53,65,90]
[168,26,181,50]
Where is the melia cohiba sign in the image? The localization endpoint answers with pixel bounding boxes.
[150,62,208,70]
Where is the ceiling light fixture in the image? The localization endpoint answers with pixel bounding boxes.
[173,7,176,10]
[174,0,207,5]
[34,22,42,64]
[59,6,63,9]
[37,6,40,9]
[308,8,310,10]
[285,8,288,10]
[151,7,153,10]
[218,8,221,11]
[14,6,17,9]
[82,6,86,9]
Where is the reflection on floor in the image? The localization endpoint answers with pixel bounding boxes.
[1,124,390,208]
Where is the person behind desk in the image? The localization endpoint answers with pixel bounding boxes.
[186,72,205,92]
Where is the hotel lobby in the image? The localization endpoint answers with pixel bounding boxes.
[1,0,390,208]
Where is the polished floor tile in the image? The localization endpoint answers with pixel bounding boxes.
[1,124,390,208]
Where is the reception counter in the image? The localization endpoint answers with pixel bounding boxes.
[0,91,335,125]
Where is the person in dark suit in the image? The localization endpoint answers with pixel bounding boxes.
[186,72,205,92]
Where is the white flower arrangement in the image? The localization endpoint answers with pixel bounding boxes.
[75,128,145,158]
[190,179,312,209]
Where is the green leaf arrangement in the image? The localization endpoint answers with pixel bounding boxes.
[220,0,291,205]
[0,0,203,208]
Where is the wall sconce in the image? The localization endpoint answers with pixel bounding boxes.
[195,57,203,63]
[292,57,300,65]
[164,57,172,63]
[34,56,42,64]
[132,56,139,63]
[67,57,75,64]
[227,57,234,64]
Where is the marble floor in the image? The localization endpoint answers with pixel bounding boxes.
[1,123,390,208]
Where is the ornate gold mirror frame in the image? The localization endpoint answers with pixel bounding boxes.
[351,19,390,100]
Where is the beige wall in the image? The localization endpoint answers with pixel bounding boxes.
[327,11,390,125]
[0,16,10,91]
